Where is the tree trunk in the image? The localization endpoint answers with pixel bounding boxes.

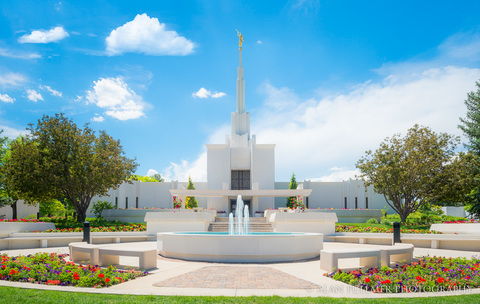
[76,206,87,223]
[11,200,18,220]
[399,212,408,223]
[74,199,91,223]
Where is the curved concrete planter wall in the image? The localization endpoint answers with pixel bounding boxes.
[0,222,55,237]
[158,232,324,262]
[430,223,480,234]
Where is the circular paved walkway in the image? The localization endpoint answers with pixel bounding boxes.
[1,242,480,298]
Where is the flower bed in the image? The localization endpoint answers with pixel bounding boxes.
[0,219,41,222]
[0,252,148,288]
[39,223,146,233]
[335,225,442,234]
[325,256,480,293]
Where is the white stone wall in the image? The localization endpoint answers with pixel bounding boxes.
[91,180,209,214]
[252,143,276,211]
[0,200,39,220]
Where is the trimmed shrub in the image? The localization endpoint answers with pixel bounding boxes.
[91,201,114,219]
[366,218,379,224]
[380,218,392,226]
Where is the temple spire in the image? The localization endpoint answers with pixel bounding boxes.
[235,29,245,114]
[231,29,250,147]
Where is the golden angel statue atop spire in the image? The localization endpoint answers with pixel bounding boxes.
[235,29,244,48]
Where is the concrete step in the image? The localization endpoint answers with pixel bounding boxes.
[208,220,273,232]
[215,217,267,223]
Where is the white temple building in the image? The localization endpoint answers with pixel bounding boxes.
[90,35,388,216]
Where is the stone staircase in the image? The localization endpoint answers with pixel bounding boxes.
[208,216,273,232]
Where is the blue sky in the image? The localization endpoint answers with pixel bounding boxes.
[1,0,480,182]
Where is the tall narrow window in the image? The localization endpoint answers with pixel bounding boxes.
[126,197,128,209]
[115,197,118,209]
[355,197,358,209]
[136,197,139,209]
[344,197,347,209]
[231,170,250,190]
[365,197,369,209]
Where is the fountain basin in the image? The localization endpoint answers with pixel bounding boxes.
[157,232,323,262]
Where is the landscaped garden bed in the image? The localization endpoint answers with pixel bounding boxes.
[325,256,480,293]
[335,225,442,234]
[0,252,148,288]
[39,223,146,233]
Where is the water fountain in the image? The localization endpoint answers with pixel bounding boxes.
[157,195,324,262]
[229,195,249,235]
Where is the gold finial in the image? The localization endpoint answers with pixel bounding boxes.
[235,29,244,48]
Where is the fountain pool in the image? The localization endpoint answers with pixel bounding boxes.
[156,195,323,263]
[157,231,323,262]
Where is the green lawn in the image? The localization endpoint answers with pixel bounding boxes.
[0,286,478,303]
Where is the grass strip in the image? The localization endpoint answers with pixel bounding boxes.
[0,286,479,304]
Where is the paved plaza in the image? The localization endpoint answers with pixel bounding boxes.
[1,241,479,299]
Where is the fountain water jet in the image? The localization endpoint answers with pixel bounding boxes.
[228,212,234,235]
[244,205,249,235]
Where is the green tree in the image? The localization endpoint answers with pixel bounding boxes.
[129,174,164,182]
[129,175,157,182]
[152,173,164,182]
[1,114,137,222]
[185,176,198,209]
[0,132,22,219]
[0,131,12,209]
[90,200,114,219]
[459,81,480,218]
[356,124,465,223]
[39,199,65,217]
[286,173,298,208]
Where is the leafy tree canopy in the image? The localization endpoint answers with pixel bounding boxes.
[356,124,472,222]
[286,173,298,208]
[185,176,198,209]
[129,175,158,182]
[1,114,137,222]
[459,80,480,218]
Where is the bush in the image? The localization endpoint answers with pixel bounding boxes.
[91,201,114,219]
[380,218,392,226]
[39,199,65,217]
[366,218,379,224]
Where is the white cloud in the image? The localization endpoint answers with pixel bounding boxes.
[86,77,145,120]
[256,40,263,44]
[0,72,27,87]
[310,167,360,182]
[192,87,226,99]
[26,89,43,102]
[253,66,480,181]
[0,125,26,138]
[106,13,194,56]
[18,26,69,44]
[40,85,62,97]
[0,48,41,59]
[0,93,14,103]
[91,115,104,122]
[166,66,480,182]
[211,92,226,98]
[146,169,158,177]
[162,152,207,182]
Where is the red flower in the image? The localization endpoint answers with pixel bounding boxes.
[9,269,16,275]
[365,277,371,283]
[105,277,110,283]
[98,273,104,278]
[437,277,445,283]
